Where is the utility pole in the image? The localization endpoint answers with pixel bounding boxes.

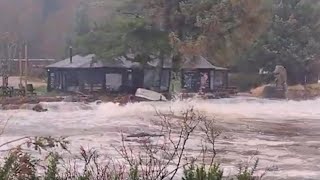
[19,47,23,86]
[1,57,9,87]
[0,33,10,87]
[157,51,164,92]
[0,32,19,88]
[24,42,28,87]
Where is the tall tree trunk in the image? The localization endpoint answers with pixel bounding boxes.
[156,51,165,92]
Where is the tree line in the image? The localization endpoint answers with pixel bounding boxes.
[75,0,320,86]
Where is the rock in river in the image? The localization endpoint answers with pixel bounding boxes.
[32,104,48,112]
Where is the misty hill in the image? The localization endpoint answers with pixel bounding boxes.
[0,0,121,59]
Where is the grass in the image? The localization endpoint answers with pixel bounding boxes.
[34,85,48,95]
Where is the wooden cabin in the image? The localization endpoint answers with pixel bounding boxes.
[46,54,122,93]
[46,54,232,96]
[180,56,229,93]
[46,54,172,93]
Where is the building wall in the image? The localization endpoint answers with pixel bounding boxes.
[143,69,170,91]
[182,69,228,93]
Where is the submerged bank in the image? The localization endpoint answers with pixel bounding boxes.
[251,83,320,100]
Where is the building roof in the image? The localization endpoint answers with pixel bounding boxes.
[46,54,105,68]
[47,53,173,69]
[181,56,227,70]
[12,59,56,62]
[47,54,227,70]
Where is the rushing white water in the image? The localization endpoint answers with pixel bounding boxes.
[0,97,317,137]
[0,97,320,179]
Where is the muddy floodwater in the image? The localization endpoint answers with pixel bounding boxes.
[0,97,320,179]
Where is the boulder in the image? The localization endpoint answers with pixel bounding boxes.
[251,83,320,100]
[262,85,286,99]
[250,85,267,97]
[251,84,286,99]
[32,104,48,112]
[95,100,103,105]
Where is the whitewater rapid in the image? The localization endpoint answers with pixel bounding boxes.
[0,97,319,141]
[0,97,320,179]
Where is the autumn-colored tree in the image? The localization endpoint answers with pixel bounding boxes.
[143,0,272,66]
[239,0,320,84]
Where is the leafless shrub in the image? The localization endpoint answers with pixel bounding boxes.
[114,107,220,180]
[199,115,221,166]
[60,146,126,180]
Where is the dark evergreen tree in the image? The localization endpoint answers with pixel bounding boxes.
[240,0,320,84]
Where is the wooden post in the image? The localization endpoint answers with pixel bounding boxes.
[69,46,73,63]
[24,43,28,87]
[181,70,185,90]
[213,70,216,89]
[47,69,51,92]
[225,71,229,88]
[157,51,164,92]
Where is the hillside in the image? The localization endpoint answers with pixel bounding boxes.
[0,0,121,59]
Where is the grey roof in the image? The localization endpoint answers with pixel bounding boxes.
[112,54,172,69]
[47,54,226,70]
[181,56,227,70]
[47,53,172,69]
[11,59,56,62]
[46,54,104,68]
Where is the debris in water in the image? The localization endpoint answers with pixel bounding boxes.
[135,88,167,101]
[127,132,164,138]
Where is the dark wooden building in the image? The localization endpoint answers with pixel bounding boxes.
[46,54,172,93]
[46,54,229,94]
[180,56,229,93]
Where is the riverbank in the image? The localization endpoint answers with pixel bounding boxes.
[250,83,320,100]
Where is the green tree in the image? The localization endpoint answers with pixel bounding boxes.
[144,0,272,66]
[75,15,171,60]
[239,0,320,84]
[75,1,91,36]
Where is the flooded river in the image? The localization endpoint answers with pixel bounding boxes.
[0,97,320,179]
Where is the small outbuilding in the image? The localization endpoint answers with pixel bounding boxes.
[180,56,229,93]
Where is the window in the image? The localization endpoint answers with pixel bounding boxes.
[105,73,122,91]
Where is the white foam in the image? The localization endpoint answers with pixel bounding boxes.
[1,97,320,136]
[0,97,319,179]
